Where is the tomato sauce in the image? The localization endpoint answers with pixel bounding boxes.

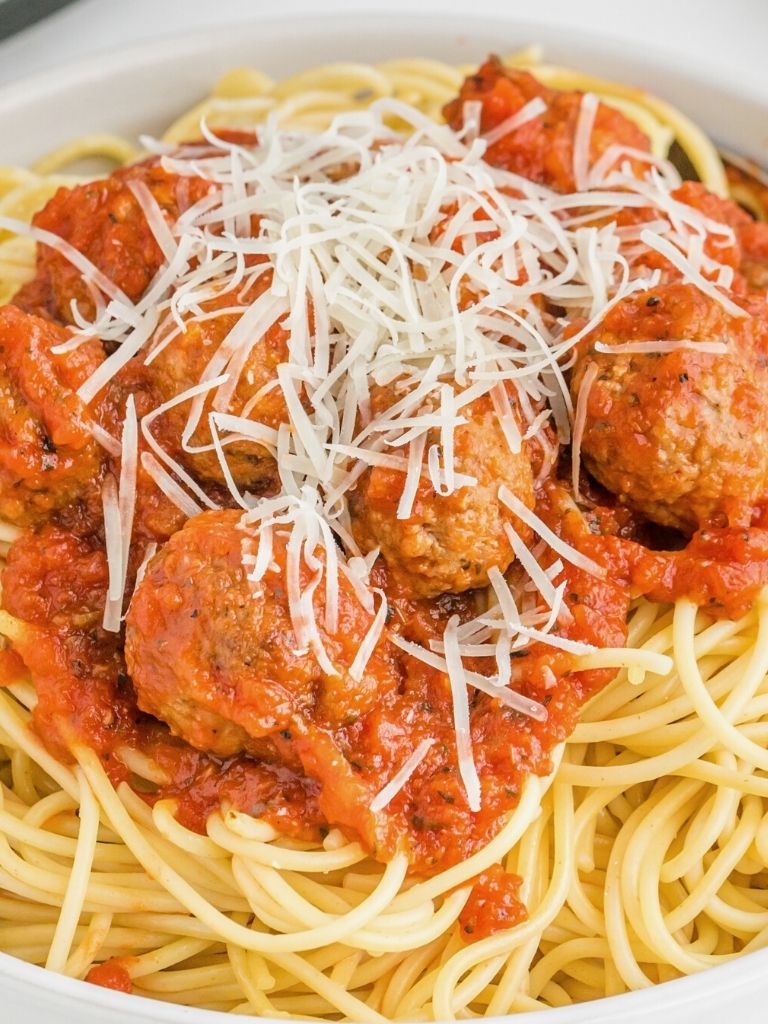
[0,648,26,684]
[459,865,527,941]
[1,499,630,874]
[543,484,768,621]
[85,958,134,994]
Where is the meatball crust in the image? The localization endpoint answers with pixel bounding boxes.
[125,510,399,758]
[148,283,290,492]
[443,57,650,193]
[0,305,105,524]
[739,220,768,295]
[349,389,535,597]
[613,182,749,284]
[571,283,768,532]
[14,160,214,324]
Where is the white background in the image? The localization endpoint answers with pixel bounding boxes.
[0,0,766,101]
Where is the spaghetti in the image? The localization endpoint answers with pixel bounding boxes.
[0,51,768,1022]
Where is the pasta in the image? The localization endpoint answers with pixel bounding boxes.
[4,599,768,1015]
[0,50,768,1023]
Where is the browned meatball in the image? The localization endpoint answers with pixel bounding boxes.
[14,160,215,325]
[443,57,650,193]
[349,387,535,597]
[0,305,105,525]
[148,283,290,493]
[570,283,768,531]
[739,220,768,294]
[125,509,399,758]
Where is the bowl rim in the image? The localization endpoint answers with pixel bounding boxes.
[1,8,768,114]
[1,9,768,1022]
[3,937,767,1022]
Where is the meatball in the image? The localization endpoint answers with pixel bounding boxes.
[738,220,768,295]
[1,521,128,762]
[349,388,535,597]
[102,358,194,544]
[14,160,214,324]
[443,57,650,193]
[614,181,749,284]
[0,305,105,524]
[147,283,290,492]
[125,510,399,758]
[570,283,768,531]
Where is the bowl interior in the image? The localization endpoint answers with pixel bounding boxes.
[0,12,767,167]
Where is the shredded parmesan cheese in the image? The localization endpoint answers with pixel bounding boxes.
[571,361,599,501]
[349,590,388,682]
[594,338,729,355]
[499,485,606,578]
[370,738,436,813]
[443,615,481,812]
[573,93,599,192]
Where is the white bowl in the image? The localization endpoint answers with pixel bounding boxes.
[1,11,767,1023]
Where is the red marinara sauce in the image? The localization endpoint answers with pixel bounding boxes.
[1,499,631,875]
[0,648,26,684]
[540,483,768,621]
[459,865,527,941]
[5,479,768,883]
[85,958,134,994]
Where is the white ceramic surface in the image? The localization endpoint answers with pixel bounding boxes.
[1,12,767,1023]
[1,0,766,104]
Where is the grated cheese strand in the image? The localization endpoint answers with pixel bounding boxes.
[482,96,547,147]
[369,738,436,814]
[571,361,599,501]
[127,180,179,264]
[117,395,139,616]
[573,92,600,192]
[443,615,481,812]
[140,452,203,519]
[349,589,388,682]
[101,474,123,632]
[594,338,728,355]
[499,485,606,579]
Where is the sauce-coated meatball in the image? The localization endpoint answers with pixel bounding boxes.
[125,510,399,758]
[349,389,535,596]
[443,57,649,193]
[15,161,214,324]
[0,306,105,524]
[570,283,768,531]
[148,284,290,492]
